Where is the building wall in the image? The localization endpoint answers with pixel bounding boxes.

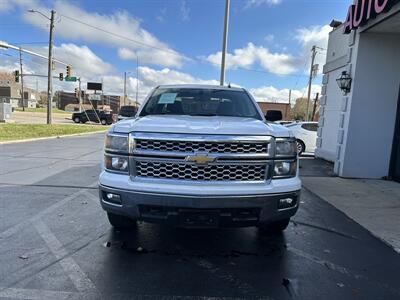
[316,25,351,162]
[0,72,37,107]
[257,102,291,120]
[340,32,400,178]
[317,3,400,179]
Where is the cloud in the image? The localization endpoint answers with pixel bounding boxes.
[249,84,321,104]
[156,7,167,22]
[295,25,331,69]
[118,47,185,69]
[0,0,12,12]
[138,66,219,88]
[5,0,185,68]
[180,0,190,21]
[206,43,300,75]
[264,34,275,43]
[206,24,330,75]
[245,0,282,9]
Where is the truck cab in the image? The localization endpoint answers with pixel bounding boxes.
[99,84,301,232]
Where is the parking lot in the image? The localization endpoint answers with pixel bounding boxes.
[1,133,400,300]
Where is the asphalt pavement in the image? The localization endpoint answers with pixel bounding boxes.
[1,133,400,300]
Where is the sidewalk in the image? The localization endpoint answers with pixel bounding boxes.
[302,176,400,253]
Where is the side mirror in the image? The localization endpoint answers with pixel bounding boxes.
[265,110,283,122]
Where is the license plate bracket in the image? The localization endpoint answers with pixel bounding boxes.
[179,210,219,228]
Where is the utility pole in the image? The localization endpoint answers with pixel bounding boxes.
[35,78,38,103]
[286,89,292,120]
[123,71,127,107]
[78,78,82,111]
[46,10,55,124]
[311,92,319,122]
[220,0,230,86]
[306,45,317,121]
[19,47,25,111]
[136,55,139,106]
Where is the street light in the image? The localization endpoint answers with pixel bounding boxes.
[124,56,140,108]
[28,9,55,125]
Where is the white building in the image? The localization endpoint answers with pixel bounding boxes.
[316,0,400,182]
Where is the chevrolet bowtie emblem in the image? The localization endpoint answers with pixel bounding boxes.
[185,153,216,165]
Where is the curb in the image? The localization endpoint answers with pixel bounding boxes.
[0,130,107,145]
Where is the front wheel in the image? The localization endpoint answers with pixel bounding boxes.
[73,116,81,123]
[258,218,290,233]
[107,212,137,229]
[296,140,305,155]
[100,119,107,125]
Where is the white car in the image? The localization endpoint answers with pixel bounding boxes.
[286,122,318,155]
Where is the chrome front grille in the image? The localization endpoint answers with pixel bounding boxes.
[131,133,273,182]
[135,161,267,182]
[135,139,268,154]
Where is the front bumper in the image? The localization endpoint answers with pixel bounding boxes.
[99,184,300,228]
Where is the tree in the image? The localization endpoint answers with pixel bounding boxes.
[290,97,320,121]
[38,92,48,107]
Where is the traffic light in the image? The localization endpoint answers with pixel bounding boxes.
[66,66,71,78]
[59,73,64,81]
[14,70,19,83]
[74,88,79,98]
[81,90,85,99]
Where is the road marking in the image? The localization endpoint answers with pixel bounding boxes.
[34,220,97,293]
[0,181,97,240]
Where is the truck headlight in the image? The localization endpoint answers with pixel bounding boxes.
[104,154,129,173]
[273,160,297,178]
[105,133,129,154]
[104,133,129,174]
[275,138,297,157]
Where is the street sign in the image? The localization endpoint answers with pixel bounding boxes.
[88,94,101,101]
[87,82,102,91]
[65,76,77,82]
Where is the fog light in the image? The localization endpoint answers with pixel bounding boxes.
[103,192,121,204]
[278,197,296,209]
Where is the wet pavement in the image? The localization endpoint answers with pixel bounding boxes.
[1,133,399,299]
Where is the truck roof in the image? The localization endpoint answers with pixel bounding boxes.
[156,84,245,92]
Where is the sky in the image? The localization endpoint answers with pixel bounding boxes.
[0,0,351,103]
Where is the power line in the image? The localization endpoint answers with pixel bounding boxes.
[59,14,187,59]
[59,13,309,78]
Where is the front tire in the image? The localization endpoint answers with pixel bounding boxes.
[107,212,137,229]
[73,116,81,123]
[258,218,290,233]
[296,139,305,155]
[100,119,107,125]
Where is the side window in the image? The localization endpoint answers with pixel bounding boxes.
[301,123,318,132]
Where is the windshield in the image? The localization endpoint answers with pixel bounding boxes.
[139,88,262,120]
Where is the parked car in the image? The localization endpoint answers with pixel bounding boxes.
[286,122,318,155]
[277,121,293,126]
[118,106,137,121]
[72,109,113,125]
[99,84,301,232]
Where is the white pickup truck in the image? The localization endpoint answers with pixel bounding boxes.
[99,84,301,232]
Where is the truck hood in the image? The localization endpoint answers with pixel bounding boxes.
[112,115,292,137]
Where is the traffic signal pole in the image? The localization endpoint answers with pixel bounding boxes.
[46,10,55,125]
